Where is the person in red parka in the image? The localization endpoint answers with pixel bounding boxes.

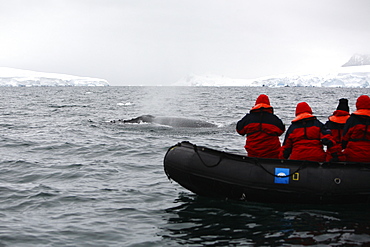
[342,95,370,162]
[279,102,334,162]
[324,98,350,161]
[236,94,285,158]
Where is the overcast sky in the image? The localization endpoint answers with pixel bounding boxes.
[0,0,369,86]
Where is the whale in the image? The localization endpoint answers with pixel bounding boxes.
[111,115,217,128]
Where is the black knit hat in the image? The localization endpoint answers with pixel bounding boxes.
[336,98,349,112]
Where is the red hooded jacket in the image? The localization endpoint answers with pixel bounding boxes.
[279,102,334,162]
[236,94,285,158]
[324,98,350,161]
[342,95,370,162]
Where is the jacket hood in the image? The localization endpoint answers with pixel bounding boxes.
[292,102,314,122]
[250,94,273,112]
[329,109,350,123]
[353,109,370,117]
[332,110,350,117]
[292,112,316,122]
[356,95,370,110]
[295,102,312,116]
[328,110,350,124]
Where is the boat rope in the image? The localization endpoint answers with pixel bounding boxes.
[252,158,307,177]
[193,144,224,167]
[168,141,309,174]
[163,143,180,180]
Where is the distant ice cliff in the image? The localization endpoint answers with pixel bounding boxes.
[0,67,109,87]
[175,65,370,88]
[175,54,370,88]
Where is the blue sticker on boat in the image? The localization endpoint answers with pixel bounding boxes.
[274,168,290,184]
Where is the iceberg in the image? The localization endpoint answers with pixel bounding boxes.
[174,65,370,88]
[0,67,109,87]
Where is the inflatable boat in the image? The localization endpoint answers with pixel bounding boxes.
[164,141,370,204]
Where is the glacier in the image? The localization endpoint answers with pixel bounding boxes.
[174,65,370,88]
[0,67,109,87]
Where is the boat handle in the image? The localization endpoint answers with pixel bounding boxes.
[334,178,341,184]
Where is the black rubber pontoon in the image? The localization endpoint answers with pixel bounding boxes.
[164,141,370,204]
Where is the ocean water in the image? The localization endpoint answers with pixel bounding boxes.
[0,86,370,246]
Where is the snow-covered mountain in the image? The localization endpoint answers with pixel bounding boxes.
[175,64,370,88]
[0,67,109,87]
[342,54,370,67]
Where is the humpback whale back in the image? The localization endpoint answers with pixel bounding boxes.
[121,115,155,124]
[153,116,216,128]
[114,115,216,128]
